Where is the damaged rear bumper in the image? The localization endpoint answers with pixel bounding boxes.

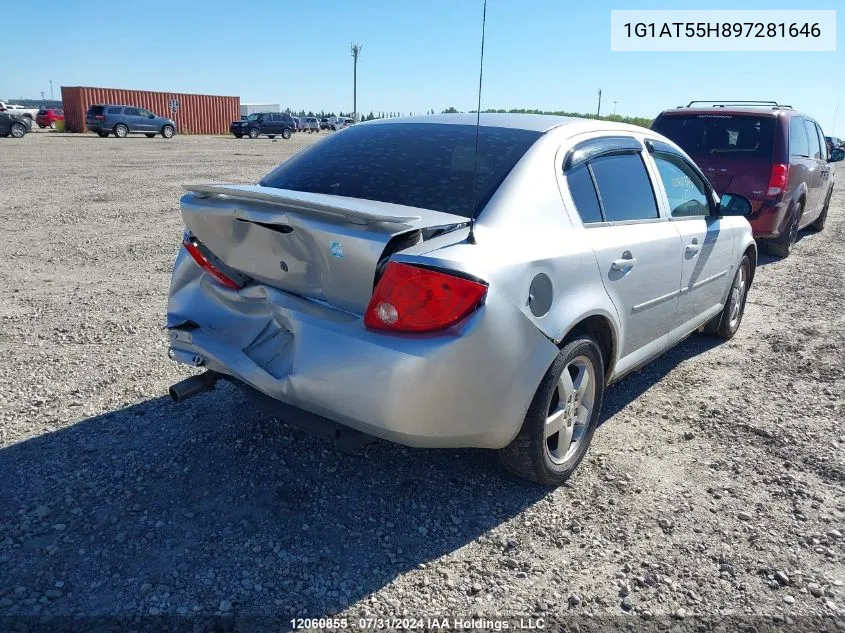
[166,248,558,449]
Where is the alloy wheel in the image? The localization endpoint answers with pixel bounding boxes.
[544,356,596,464]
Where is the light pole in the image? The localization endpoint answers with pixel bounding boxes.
[596,89,602,117]
[351,43,362,122]
[613,101,617,115]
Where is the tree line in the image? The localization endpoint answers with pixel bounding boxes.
[280,107,652,128]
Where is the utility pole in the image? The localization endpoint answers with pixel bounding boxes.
[596,89,602,118]
[613,100,617,115]
[351,43,362,123]
[49,80,53,101]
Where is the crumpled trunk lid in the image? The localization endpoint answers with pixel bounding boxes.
[180,184,470,315]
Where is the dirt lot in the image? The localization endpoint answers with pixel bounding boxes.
[0,132,843,630]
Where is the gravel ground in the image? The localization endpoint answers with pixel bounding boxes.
[0,132,843,631]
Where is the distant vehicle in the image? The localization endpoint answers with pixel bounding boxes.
[332,117,351,131]
[0,111,31,138]
[86,104,177,139]
[319,118,330,130]
[292,117,301,132]
[825,136,844,153]
[652,100,841,258]
[0,102,39,121]
[36,108,64,129]
[230,112,295,139]
[303,117,320,133]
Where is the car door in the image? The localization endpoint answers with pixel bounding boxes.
[787,116,820,219]
[136,108,157,132]
[122,107,144,132]
[563,137,683,368]
[646,143,735,335]
[802,117,825,221]
[813,122,833,214]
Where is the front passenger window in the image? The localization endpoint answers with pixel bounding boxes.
[652,153,711,218]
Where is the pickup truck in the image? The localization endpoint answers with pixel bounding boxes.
[0,102,40,122]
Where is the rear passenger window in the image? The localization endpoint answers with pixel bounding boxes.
[566,164,603,224]
[789,117,809,157]
[804,120,821,159]
[124,107,140,116]
[589,154,659,222]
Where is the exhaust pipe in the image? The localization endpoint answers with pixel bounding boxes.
[169,371,219,403]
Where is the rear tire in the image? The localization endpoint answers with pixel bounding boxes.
[9,122,26,138]
[49,121,57,130]
[114,124,129,138]
[282,128,292,139]
[248,127,260,139]
[765,201,801,258]
[233,133,243,139]
[704,255,750,339]
[809,190,831,232]
[499,335,604,486]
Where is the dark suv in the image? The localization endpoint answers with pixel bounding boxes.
[652,101,843,257]
[86,104,177,139]
[230,112,295,139]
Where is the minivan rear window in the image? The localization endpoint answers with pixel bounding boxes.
[260,123,542,218]
[87,105,104,115]
[652,115,775,159]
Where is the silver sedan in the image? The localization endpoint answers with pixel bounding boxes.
[166,114,756,485]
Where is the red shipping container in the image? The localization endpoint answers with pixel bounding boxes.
[61,86,240,135]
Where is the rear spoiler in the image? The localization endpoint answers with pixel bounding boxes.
[183,184,422,225]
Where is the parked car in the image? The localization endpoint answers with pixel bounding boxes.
[86,104,176,139]
[166,114,757,485]
[332,117,351,131]
[230,112,295,139]
[825,135,844,154]
[291,117,301,132]
[0,111,32,138]
[0,102,39,121]
[36,108,64,129]
[652,101,841,257]
[319,118,330,130]
[302,117,320,133]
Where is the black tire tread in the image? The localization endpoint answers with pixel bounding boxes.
[498,335,604,486]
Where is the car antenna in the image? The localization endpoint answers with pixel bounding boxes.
[467,0,487,245]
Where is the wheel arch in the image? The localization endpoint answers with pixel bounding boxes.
[558,311,619,384]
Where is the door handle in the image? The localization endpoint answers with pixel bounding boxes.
[685,243,701,255]
[611,253,638,270]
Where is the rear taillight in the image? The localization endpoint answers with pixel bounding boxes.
[766,163,789,197]
[94,115,106,120]
[364,262,487,333]
[182,235,242,290]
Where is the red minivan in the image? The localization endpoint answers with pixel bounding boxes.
[652,101,841,257]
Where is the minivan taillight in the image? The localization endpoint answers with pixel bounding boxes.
[183,235,242,290]
[94,115,106,121]
[766,163,789,197]
[364,262,487,333]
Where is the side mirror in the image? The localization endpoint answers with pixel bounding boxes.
[716,193,753,217]
[829,148,845,163]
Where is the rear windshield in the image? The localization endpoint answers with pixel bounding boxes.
[652,114,775,159]
[259,123,542,217]
[87,105,104,115]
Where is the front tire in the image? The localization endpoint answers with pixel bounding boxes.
[248,127,260,139]
[809,190,831,232]
[161,125,175,139]
[50,121,57,129]
[96,131,110,138]
[282,128,292,139]
[9,122,26,138]
[114,124,129,138]
[704,255,750,339]
[499,335,604,486]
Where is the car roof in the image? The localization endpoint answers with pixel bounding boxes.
[363,113,580,132]
[658,105,799,118]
